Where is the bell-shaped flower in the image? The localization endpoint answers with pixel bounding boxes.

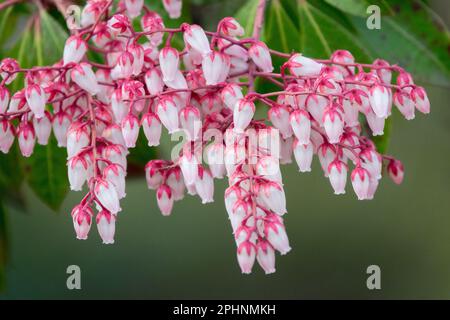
[63,35,87,65]
[25,84,46,119]
[157,184,174,216]
[94,178,122,214]
[156,97,179,134]
[233,99,255,132]
[96,210,116,244]
[141,112,162,147]
[248,41,273,73]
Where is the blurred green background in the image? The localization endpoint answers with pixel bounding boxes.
[0,0,449,299]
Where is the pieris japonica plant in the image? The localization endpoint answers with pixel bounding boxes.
[0,0,430,274]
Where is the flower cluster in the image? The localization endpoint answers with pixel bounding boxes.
[0,0,429,274]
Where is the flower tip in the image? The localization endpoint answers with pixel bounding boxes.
[280,247,292,255]
[264,268,276,275]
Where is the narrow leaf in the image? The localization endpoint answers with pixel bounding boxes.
[24,136,69,211]
[297,0,372,61]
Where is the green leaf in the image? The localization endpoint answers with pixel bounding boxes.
[324,0,369,17]
[24,136,69,211]
[39,9,68,66]
[0,198,7,291]
[323,0,393,18]
[254,0,302,94]
[297,0,372,61]
[325,0,450,86]
[234,0,260,37]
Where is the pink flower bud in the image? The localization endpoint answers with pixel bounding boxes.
[124,0,143,18]
[365,109,385,136]
[166,167,185,201]
[164,70,188,90]
[183,24,211,57]
[180,105,201,141]
[179,153,199,186]
[323,106,344,144]
[102,124,126,147]
[25,84,46,119]
[96,210,116,244]
[218,38,248,60]
[156,97,179,134]
[103,163,126,199]
[103,144,128,170]
[218,17,244,37]
[80,0,105,27]
[141,112,162,147]
[351,166,370,200]
[265,218,291,255]
[410,86,430,114]
[0,119,15,153]
[387,159,404,185]
[256,240,276,275]
[95,178,122,214]
[342,98,359,127]
[256,156,281,183]
[144,68,164,95]
[67,123,90,158]
[159,47,180,82]
[63,35,87,65]
[221,83,243,110]
[0,58,19,84]
[373,59,392,84]
[258,181,287,215]
[287,53,323,76]
[394,91,415,120]
[360,148,382,180]
[366,178,379,200]
[117,51,134,79]
[396,72,413,86]
[290,109,311,145]
[328,159,347,195]
[318,142,336,177]
[233,99,255,132]
[206,143,225,179]
[18,122,36,157]
[52,111,71,147]
[157,184,174,216]
[71,205,93,240]
[71,63,100,95]
[110,89,129,124]
[145,160,164,189]
[195,167,214,204]
[121,113,140,148]
[162,0,182,19]
[68,155,89,191]
[248,41,273,73]
[0,86,10,113]
[331,50,355,75]
[368,84,389,118]
[293,139,313,172]
[33,112,52,145]
[201,51,230,85]
[268,105,292,139]
[306,94,328,125]
[107,14,130,35]
[237,240,256,274]
[141,11,165,46]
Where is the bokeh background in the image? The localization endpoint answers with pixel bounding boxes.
[0,0,449,299]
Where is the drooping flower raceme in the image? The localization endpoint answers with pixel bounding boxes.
[0,0,428,274]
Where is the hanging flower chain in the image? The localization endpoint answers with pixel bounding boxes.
[0,0,429,274]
